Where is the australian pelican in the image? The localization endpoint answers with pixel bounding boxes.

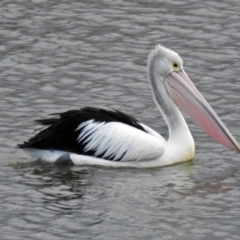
[18,45,240,167]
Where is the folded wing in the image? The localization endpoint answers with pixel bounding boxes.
[18,107,165,162]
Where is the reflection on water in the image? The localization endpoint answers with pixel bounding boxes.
[1,0,240,239]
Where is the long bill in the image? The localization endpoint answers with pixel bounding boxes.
[164,70,240,152]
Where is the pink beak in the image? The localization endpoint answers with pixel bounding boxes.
[164,70,240,152]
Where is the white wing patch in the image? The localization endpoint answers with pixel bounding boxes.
[76,120,166,162]
[139,123,166,141]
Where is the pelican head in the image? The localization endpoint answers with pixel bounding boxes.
[148,44,240,153]
[148,45,183,79]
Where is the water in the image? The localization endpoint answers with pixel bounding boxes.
[1,0,240,239]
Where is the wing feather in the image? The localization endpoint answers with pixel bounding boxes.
[78,120,165,161]
[18,107,166,162]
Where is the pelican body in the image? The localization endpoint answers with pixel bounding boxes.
[18,45,240,167]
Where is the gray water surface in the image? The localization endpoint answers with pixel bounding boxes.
[1,0,240,239]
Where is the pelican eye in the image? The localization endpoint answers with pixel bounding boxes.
[172,62,179,70]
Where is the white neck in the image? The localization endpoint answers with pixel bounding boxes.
[148,63,195,165]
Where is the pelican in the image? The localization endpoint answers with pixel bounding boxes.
[18,45,240,167]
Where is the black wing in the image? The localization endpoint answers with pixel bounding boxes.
[18,107,147,160]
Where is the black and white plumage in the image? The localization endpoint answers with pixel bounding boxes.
[18,45,240,167]
[19,107,164,162]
